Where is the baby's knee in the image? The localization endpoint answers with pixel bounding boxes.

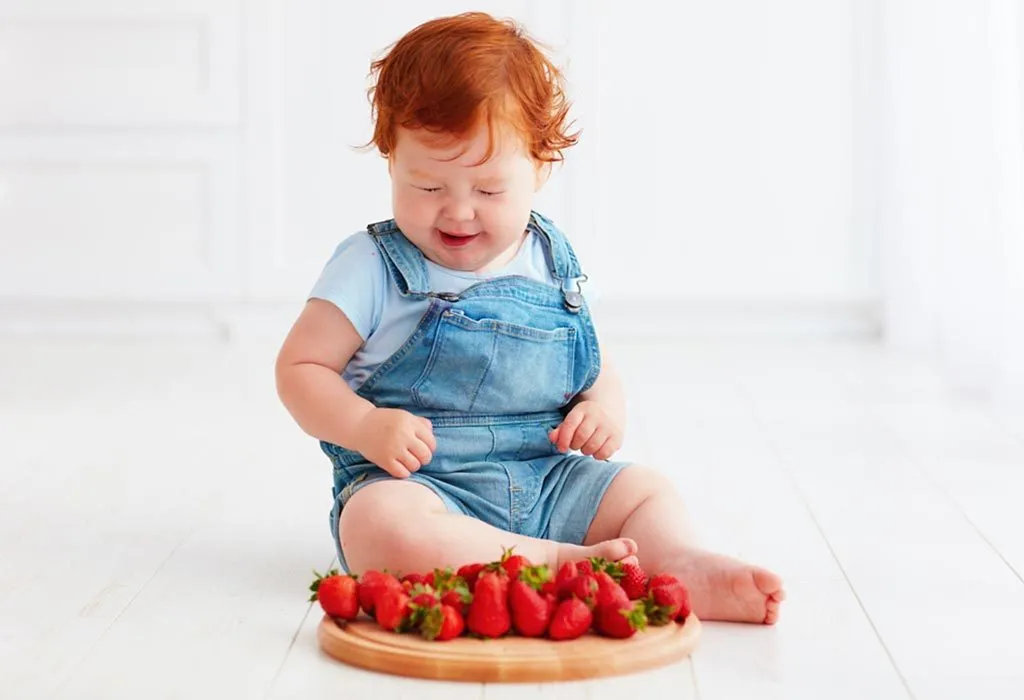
[618,464,677,501]
[337,480,442,571]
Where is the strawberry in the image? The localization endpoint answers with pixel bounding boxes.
[648,573,681,590]
[675,587,692,622]
[419,603,465,641]
[583,556,626,578]
[595,600,648,638]
[375,587,414,632]
[439,587,469,616]
[357,570,402,616]
[308,569,359,620]
[579,556,623,577]
[499,546,531,581]
[548,597,593,640]
[554,561,579,596]
[408,584,440,609]
[457,562,487,592]
[646,577,691,625]
[466,570,511,638]
[426,566,459,590]
[510,583,553,637]
[619,562,649,600]
[401,572,428,587]
[441,590,467,614]
[428,566,473,616]
[563,573,599,608]
[646,585,683,625]
[509,564,555,637]
[593,571,630,610]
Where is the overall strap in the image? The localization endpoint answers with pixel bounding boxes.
[527,211,589,313]
[368,213,589,311]
[366,219,433,298]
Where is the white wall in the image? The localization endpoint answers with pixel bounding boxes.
[0,0,878,338]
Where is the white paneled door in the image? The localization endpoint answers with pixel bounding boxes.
[0,0,242,303]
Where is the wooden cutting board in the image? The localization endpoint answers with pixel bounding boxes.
[317,613,701,682]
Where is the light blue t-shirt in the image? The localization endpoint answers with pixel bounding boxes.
[309,230,557,390]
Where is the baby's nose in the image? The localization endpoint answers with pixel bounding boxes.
[443,198,475,222]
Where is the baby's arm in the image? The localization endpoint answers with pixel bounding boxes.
[573,356,627,429]
[275,299,435,477]
[276,299,375,448]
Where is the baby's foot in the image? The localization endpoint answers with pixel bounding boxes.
[669,549,785,624]
[556,537,637,570]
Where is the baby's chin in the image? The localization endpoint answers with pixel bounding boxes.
[426,251,498,273]
[425,243,512,274]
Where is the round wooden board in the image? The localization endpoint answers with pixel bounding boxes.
[317,613,702,683]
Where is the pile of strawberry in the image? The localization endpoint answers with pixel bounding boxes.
[309,547,690,642]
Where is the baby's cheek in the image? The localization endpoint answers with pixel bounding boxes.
[491,207,532,241]
[395,197,425,224]
[393,199,436,242]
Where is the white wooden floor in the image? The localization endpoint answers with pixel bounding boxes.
[2,334,1024,699]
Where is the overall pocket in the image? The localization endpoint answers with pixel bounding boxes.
[411,309,575,414]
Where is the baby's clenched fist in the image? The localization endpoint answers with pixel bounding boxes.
[549,400,623,461]
[352,408,436,478]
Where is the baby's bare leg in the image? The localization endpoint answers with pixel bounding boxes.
[339,479,636,575]
[585,465,786,624]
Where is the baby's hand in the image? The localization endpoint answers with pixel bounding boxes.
[549,400,623,461]
[352,408,436,478]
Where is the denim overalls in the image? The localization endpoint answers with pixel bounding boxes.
[322,211,627,572]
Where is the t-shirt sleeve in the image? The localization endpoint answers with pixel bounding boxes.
[308,232,387,340]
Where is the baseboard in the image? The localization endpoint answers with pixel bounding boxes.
[0,299,882,342]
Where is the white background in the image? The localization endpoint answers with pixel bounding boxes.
[2,0,1022,403]
[0,0,878,332]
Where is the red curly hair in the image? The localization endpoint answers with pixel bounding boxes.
[365,12,580,164]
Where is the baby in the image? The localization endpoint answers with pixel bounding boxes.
[276,12,784,624]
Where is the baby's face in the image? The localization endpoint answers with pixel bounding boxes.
[389,124,544,273]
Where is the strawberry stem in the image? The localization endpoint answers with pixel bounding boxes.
[623,601,649,631]
[419,606,443,640]
[518,564,553,590]
[307,568,340,601]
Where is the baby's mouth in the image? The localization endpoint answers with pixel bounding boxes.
[438,230,480,248]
